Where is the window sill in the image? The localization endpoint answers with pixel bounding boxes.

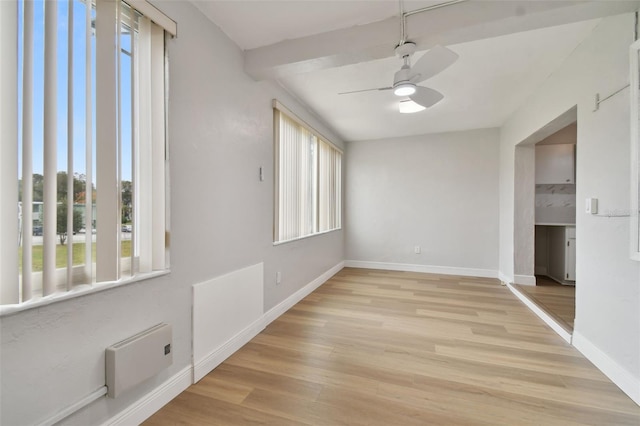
[0,269,170,318]
[273,227,342,246]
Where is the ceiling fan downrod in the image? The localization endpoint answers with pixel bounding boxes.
[392,42,417,96]
[398,0,469,45]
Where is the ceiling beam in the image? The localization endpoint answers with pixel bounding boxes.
[244,0,640,81]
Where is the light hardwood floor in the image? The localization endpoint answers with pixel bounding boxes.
[145,268,640,425]
[514,276,576,332]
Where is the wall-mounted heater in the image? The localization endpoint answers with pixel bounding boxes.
[106,323,173,398]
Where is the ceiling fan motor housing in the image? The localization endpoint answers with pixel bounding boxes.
[337,40,456,109]
[393,42,418,95]
[393,66,416,96]
[395,41,417,59]
[393,66,412,86]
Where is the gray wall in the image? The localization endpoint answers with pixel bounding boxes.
[500,13,640,397]
[2,4,639,424]
[0,2,344,424]
[346,129,500,274]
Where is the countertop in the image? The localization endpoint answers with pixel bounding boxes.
[535,223,575,226]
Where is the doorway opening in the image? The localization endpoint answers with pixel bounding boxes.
[511,107,577,339]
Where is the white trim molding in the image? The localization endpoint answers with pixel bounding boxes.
[192,317,265,383]
[106,261,344,425]
[506,283,572,343]
[498,271,512,285]
[345,260,498,279]
[192,261,344,383]
[513,274,536,286]
[103,366,192,426]
[264,261,344,326]
[191,261,343,383]
[36,387,108,426]
[192,263,264,383]
[572,331,640,405]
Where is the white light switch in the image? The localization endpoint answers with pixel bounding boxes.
[586,198,598,214]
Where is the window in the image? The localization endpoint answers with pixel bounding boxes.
[273,100,342,243]
[0,0,176,308]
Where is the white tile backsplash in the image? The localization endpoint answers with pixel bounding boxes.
[535,184,576,224]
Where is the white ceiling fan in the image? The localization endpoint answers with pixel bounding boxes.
[338,0,462,110]
[338,41,458,110]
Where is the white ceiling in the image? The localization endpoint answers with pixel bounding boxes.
[280,19,599,141]
[193,1,443,50]
[191,1,629,142]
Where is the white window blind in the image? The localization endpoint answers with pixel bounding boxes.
[273,101,342,243]
[318,140,342,232]
[1,0,171,308]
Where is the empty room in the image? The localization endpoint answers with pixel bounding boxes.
[1,0,640,425]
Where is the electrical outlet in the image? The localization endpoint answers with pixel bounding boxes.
[276,271,281,285]
[414,246,421,254]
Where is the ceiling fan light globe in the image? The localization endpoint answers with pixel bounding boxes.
[394,83,416,97]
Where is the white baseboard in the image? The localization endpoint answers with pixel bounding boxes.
[104,365,192,426]
[263,261,344,326]
[545,273,574,286]
[572,331,640,405]
[191,260,344,382]
[506,283,572,343]
[513,274,536,286]
[498,271,512,285]
[193,317,265,383]
[192,263,264,384]
[192,261,344,383]
[103,261,345,425]
[344,260,498,279]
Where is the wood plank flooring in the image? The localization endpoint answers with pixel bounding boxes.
[514,276,576,331]
[145,268,639,425]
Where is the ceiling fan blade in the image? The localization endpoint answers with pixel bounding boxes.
[409,86,444,108]
[409,45,458,84]
[338,87,393,95]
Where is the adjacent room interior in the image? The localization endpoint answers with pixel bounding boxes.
[513,117,578,336]
[1,1,640,424]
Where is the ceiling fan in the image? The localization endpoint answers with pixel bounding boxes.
[338,42,458,110]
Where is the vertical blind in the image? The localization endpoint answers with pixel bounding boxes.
[0,1,20,304]
[318,140,342,232]
[274,101,342,243]
[1,0,173,306]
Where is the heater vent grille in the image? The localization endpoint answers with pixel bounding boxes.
[105,323,173,398]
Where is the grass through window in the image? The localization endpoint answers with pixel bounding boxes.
[19,241,132,272]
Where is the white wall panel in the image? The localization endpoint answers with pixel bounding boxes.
[192,263,263,382]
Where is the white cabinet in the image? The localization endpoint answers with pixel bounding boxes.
[535,144,575,184]
[547,226,575,284]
